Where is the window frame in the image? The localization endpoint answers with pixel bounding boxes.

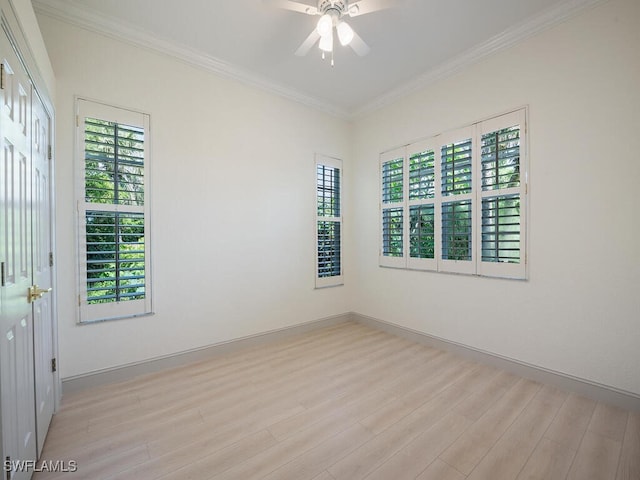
[75,98,152,323]
[379,108,528,280]
[315,154,343,288]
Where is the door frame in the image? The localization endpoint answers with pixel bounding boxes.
[0,0,59,469]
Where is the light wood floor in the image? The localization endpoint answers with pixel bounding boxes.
[34,321,639,480]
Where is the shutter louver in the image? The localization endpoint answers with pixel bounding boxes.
[409,150,435,200]
[316,157,343,286]
[85,118,145,207]
[481,126,520,191]
[85,211,146,302]
[409,205,434,259]
[441,139,472,196]
[382,208,403,257]
[382,158,403,203]
[317,221,341,277]
[317,164,340,217]
[481,195,520,263]
[442,200,472,261]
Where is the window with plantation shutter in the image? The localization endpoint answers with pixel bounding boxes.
[379,108,527,279]
[76,99,152,322]
[379,149,405,267]
[316,155,343,288]
[406,140,437,270]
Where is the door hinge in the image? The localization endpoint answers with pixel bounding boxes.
[48,145,52,160]
[51,358,57,373]
[1,261,5,287]
[49,252,54,267]
[0,63,5,90]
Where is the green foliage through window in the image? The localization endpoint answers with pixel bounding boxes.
[382,158,403,203]
[382,208,403,257]
[84,117,146,304]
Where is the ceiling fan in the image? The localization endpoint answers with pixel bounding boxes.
[265,0,401,64]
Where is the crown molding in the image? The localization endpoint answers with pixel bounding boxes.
[352,0,609,119]
[33,0,607,121]
[32,0,350,119]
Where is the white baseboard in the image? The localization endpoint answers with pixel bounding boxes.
[63,310,640,413]
[61,313,352,394]
[352,312,640,413]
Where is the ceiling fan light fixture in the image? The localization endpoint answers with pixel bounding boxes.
[316,14,333,36]
[319,31,333,52]
[336,21,354,46]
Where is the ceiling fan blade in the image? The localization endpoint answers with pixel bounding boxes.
[263,0,318,15]
[348,0,402,17]
[295,29,321,56]
[349,30,370,56]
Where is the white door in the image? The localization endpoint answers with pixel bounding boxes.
[31,90,54,456]
[0,29,37,480]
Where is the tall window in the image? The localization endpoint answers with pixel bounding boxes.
[76,99,152,322]
[379,109,527,279]
[316,155,343,288]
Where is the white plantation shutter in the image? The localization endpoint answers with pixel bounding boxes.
[76,99,152,322]
[379,148,405,268]
[316,155,343,288]
[477,109,527,279]
[439,127,476,275]
[379,108,528,279]
[407,139,438,270]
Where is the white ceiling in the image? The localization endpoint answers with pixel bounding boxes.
[33,0,599,117]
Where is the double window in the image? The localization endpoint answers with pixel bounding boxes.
[380,109,527,279]
[316,155,343,288]
[76,99,151,322]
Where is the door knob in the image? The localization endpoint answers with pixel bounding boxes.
[28,285,52,303]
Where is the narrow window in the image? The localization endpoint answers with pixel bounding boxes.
[316,155,343,287]
[76,99,151,322]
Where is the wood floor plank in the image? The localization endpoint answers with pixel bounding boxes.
[415,459,466,480]
[566,431,622,480]
[516,437,577,480]
[543,393,596,452]
[364,411,472,480]
[616,412,640,480]
[465,394,562,480]
[588,402,629,442]
[262,423,374,480]
[33,322,639,480]
[328,383,471,480]
[438,378,541,476]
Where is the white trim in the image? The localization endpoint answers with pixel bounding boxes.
[353,312,640,413]
[32,0,349,120]
[62,310,640,412]
[315,154,344,288]
[75,99,152,323]
[353,0,609,118]
[62,313,353,393]
[32,0,606,120]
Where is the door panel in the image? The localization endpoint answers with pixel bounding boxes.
[1,29,37,480]
[32,91,54,456]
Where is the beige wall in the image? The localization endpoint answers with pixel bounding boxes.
[37,15,353,378]
[37,0,640,396]
[351,0,640,395]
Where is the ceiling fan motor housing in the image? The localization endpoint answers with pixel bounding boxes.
[318,0,349,17]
